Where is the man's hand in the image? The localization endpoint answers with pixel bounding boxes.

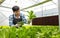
[15,24,19,27]
[11,24,19,27]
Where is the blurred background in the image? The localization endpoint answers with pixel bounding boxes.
[0,0,58,25]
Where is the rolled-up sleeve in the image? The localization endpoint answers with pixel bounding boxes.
[22,14,28,24]
[9,15,13,26]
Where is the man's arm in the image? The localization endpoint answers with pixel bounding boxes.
[22,14,28,24]
[9,15,14,26]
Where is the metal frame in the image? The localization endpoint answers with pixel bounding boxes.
[0,0,5,4]
[0,0,52,11]
[58,0,60,31]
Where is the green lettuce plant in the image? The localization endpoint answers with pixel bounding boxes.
[27,10,36,24]
[17,21,24,27]
[0,26,60,38]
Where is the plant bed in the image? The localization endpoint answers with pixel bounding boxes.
[0,25,60,38]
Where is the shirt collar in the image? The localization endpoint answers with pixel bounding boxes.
[14,14,20,18]
[13,13,22,18]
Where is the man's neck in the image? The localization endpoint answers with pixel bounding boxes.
[14,14,20,19]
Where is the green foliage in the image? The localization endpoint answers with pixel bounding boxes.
[27,10,36,24]
[27,10,36,20]
[9,27,16,38]
[17,21,24,27]
[0,26,60,38]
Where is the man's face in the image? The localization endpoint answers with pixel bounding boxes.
[14,10,20,16]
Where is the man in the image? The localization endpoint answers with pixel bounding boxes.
[9,6,27,26]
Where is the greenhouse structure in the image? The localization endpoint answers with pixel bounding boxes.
[0,0,60,38]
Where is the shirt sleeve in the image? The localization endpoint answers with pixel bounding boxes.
[22,14,28,24]
[9,15,14,26]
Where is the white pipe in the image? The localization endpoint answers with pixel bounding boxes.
[58,0,60,31]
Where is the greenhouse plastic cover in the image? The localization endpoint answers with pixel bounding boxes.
[0,0,58,25]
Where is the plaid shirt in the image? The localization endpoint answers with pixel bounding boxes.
[9,13,27,26]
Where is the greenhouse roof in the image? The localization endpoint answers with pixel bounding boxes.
[0,0,58,25]
[0,0,58,16]
[0,0,58,11]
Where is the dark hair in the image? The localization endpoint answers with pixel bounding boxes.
[12,6,19,12]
